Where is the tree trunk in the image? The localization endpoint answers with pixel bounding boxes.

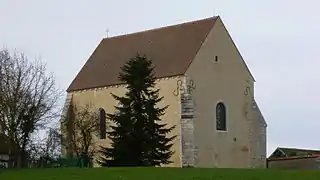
[83,155,89,167]
[19,150,29,168]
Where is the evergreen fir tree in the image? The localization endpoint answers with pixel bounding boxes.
[97,54,176,167]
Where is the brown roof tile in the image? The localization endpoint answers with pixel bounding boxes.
[67,16,219,92]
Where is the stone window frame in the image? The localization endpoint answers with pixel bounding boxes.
[216,101,227,131]
[99,108,106,139]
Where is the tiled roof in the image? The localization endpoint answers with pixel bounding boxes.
[67,16,218,92]
[280,147,320,156]
[268,147,320,159]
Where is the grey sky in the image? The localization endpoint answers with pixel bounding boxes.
[1,0,319,156]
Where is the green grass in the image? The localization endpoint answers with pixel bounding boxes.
[1,167,320,180]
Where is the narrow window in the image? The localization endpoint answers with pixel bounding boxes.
[99,108,106,139]
[214,56,218,62]
[216,102,227,131]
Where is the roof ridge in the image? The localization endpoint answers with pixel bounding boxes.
[103,16,219,41]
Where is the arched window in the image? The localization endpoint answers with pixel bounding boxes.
[216,102,227,131]
[99,108,106,139]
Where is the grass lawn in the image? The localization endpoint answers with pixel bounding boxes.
[1,167,320,180]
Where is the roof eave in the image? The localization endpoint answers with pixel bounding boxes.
[67,74,186,93]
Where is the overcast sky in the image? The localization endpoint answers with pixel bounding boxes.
[1,0,319,156]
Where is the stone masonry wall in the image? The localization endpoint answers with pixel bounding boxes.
[246,95,267,168]
[179,77,197,167]
[180,92,196,167]
[60,93,73,157]
[181,117,195,167]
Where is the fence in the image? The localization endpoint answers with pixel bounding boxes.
[58,157,93,168]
